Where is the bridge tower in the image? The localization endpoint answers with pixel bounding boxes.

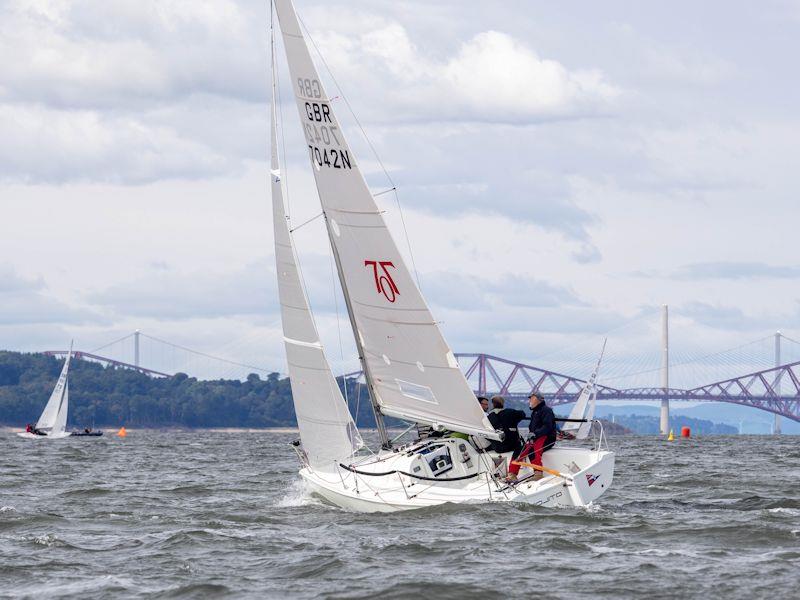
[774,331,781,434]
[660,304,670,434]
[134,329,141,368]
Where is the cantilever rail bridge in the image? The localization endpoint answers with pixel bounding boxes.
[457,353,800,422]
[44,326,800,424]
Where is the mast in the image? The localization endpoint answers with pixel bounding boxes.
[660,304,669,435]
[273,0,497,442]
[270,0,389,448]
[269,4,366,462]
[323,214,390,448]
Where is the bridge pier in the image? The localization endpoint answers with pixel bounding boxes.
[134,329,141,368]
[660,305,670,435]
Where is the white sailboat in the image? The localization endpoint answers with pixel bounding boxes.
[271,0,614,511]
[18,342,73,439]
[561,339,606,440]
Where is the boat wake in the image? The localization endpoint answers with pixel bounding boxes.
[274,479,322,508]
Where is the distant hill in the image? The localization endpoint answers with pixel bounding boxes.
[591,403,799,434]
[594,419,632,436]
[601,413,736,435]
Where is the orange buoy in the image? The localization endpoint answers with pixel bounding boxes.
[681,426,691,438]
[117,426,127,438]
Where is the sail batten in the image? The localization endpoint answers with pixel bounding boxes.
[274,0,499,440]
[271,17,362,468]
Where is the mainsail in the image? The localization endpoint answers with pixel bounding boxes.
[563,339,606,440]
[36,342,71,435]
[271,25,362,469]
[274,0,498,440]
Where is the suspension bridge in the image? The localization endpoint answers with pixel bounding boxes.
[44,307,800,429]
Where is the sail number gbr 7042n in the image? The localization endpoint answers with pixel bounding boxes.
[298,82,352,170]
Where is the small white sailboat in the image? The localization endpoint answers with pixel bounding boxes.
[271,0,614,511]
[18,342,73,439]
[561,339,606,441]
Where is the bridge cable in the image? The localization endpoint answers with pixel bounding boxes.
[90,332,135,354]
[602,335,774,383]
[138,333,276,374]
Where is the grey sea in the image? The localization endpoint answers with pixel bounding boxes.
[1,432,799,599]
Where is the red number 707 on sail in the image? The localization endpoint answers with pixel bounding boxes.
[364,260,399,303]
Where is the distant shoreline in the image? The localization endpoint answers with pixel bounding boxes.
[0,426,298,433]
[0,426,403,434]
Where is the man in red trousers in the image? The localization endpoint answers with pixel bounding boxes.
[506,391,557,482]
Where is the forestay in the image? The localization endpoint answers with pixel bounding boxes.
[36,342,71,435]
[271,31,362,469]
[274,0,498,440]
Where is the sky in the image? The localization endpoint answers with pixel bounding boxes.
[1,0,799,387]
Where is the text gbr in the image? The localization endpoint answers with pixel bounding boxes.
[298,77,352,170]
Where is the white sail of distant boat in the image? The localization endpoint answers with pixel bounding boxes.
[274,0,498,444]
[563,339,607,440]
[270,30,362,469]
[270,0,615,511]
[19,341,72,439]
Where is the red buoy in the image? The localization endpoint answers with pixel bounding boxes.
[681,426,691,438]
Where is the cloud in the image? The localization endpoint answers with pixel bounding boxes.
[0,0,266,109]
[0,103,239,184]
[642,45,736,86]
[86,259,278,320]
[635,262,800,280]
[3,0,800,381]
[0,264,102,326]
[571,242,603,264]
[0,265,44,292]
[609,23,737,88]
[679,301,800,332]
[675,262,800,280]
[314,21,619,123]
[679,302,751,330]
[363,126,601,240]
[0,0,267,184]
[421,271,584,311]
[437,303,631,359]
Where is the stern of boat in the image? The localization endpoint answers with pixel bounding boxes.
[545,447,615,506]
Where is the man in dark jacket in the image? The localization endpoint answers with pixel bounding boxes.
[486,396,526,455]
[506,391,557,481]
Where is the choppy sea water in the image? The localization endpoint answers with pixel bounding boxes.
[1,431,799,599]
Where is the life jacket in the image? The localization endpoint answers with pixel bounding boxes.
[487,408,526,453]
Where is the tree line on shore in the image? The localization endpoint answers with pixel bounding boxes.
[0,351,735,434]
[0,351,379,429]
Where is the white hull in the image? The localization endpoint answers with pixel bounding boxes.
[298,439,614,513]
[16,431,72,439]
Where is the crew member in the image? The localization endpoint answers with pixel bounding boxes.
[470,396,493,451]
[25,424,33,434]
[507,391,557,481]
[486,396,526,455]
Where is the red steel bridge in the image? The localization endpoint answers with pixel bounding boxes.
[45,329,800,423]
[457,353,800,422]
[43,350,171,378]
